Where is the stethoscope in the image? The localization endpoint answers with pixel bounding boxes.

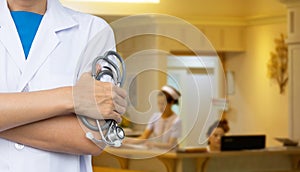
[78,51,126,147]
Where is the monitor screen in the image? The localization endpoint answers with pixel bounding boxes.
[221,135,266,151]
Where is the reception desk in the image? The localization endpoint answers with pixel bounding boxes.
[93,146,300,172]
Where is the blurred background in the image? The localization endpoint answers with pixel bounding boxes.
[61,0,290,147]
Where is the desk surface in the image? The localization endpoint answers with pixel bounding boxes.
[104,146,300,159]
[95,146,300,172]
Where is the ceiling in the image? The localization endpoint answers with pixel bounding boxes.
[60,0,287,22]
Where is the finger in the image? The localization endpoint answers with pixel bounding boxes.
[110,111,122,123]
[99,104,122,121]
[112,92,127,108]
[113,102,127,115]
[112,86,127,98]
[96,63,101,73]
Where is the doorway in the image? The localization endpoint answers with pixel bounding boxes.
[167,55,225,147]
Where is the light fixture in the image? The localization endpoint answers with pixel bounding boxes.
[68,0,159,3]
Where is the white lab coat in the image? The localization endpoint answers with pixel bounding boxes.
[0,0,115,171]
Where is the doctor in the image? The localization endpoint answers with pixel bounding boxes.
[0,0,127,172]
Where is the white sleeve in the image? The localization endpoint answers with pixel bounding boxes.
[74,17,116,82]
[170,118,182,139]
[146,113,160,131]
[80,155,92,172]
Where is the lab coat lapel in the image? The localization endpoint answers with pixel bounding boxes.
[0,0,26,72]
[18,0,78,91]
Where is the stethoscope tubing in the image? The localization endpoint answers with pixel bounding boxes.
[78,50,126,146]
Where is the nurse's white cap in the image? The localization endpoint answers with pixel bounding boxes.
[161,85,181,100]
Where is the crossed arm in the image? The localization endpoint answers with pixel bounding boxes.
[0,87,101,155]
[0,115,102,155]
[0,75,127,155]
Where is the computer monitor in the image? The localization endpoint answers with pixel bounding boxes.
[221,135,266,151]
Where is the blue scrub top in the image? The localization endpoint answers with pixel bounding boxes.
[11,11,43,59]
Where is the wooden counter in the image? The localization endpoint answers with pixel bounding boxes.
[93,146,300,172]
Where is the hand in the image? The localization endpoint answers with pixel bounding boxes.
[73,72,127,123]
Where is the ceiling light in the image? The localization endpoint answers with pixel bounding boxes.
[68,0,159,3]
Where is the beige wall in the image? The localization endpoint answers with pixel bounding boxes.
[113,15,290,147]
[225,21,288,147]
[61,0,290,147]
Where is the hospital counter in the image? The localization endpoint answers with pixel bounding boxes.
[92,146,300,172]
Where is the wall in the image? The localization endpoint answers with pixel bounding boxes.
[225,21,289,147]
[61,0,286,22]
[60,1,290,147]
[115,15,290,147]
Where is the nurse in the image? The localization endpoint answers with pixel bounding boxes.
[0,0,127,172]
[124,85,182,150]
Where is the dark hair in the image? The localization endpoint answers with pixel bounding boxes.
[206,119,230,137]
[158,90,180,105]
[159,85,181,105]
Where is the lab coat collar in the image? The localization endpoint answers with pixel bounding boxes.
[44,0,79,33]
[0,0,79,91]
